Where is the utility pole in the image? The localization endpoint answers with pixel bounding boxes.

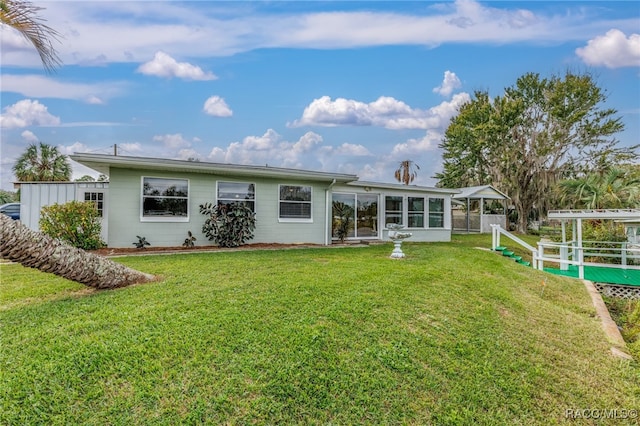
[113,144,117,156]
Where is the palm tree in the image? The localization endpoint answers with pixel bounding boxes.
[13,142,71,182]
[0,0,61,72]
[0,214,154,289]
[394,160,420,185]
[556,167,640,209]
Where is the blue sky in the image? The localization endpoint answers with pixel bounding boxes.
[1,0,639,191]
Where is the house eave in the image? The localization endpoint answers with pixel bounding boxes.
[70,153,359,183]
[345,180,459,194]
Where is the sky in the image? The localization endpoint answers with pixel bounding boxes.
[1,0,639,191]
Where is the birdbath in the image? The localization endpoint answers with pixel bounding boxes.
[387,223,412,259]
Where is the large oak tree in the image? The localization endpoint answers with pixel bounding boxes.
[436,72,638,232]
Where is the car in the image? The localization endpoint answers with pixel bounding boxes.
[0,203,21,220]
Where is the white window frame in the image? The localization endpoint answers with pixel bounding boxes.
[428,197,445,228]
[407,196,426,229]
[140,176,190,222]
[278,184,313,223]
[83,191,105,217]
[216,181,256,212]
[384,195,404,228]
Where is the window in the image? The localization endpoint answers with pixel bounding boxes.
[279,185,312,220]
[217,181,255,211]
[385,196,403,227]
[84,192,104,217]
[429,198,445,228]
[142,177,189,220]
[408,197,424,228]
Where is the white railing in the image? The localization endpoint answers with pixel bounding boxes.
[490,224,538,269]
[535,240,640,279]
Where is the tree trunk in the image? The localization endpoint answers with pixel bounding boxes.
[0,214,154,289]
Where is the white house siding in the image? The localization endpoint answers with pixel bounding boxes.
[106,168,331,248]
[19,182,109,242]
[19,183,83,231]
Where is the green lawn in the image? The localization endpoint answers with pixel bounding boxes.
[1,235,639,425]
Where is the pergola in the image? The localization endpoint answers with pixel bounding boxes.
[548,209,640,247]
[546,209,640,279]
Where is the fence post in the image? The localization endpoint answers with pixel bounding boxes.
[622,242,627,267]
[560,243,568,271]
[578,247,584,279]
[537,242,544,271]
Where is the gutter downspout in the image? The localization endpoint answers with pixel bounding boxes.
[325,179,337,245]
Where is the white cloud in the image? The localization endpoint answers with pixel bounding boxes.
[153,133,192,149]
[118,143,143,154]
[0,75,127,103]
[576,29,640,68]
[207,129,325,169]
[137,51,217,80]
[0,99,61,129]
[320,143,372,157]
[433,71,462,97]
[391,130,443,156]
[2,1,635,68]
[203,96,233,117]
[290,93,469,131]
[20,130,38,142]
[58,142,91,156]
[177,149,202,161]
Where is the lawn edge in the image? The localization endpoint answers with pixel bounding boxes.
[583,279,634,360]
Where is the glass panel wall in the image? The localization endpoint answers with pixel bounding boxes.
[332,193,356,239]
[332,193,379,239]
[385,196,403,226]
[357,194,378,237]
[429,198,445,228]
[408,197,425,228]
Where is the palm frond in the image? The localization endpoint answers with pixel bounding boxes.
[0,0,61,72]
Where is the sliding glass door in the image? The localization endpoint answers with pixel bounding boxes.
[332,193,378,240]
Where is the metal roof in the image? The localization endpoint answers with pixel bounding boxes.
[346,180,459,194]
[70,153,359,183]
[548,209,640,220]
[453,185,509,200]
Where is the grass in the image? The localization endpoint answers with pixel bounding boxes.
[1,234,639,425]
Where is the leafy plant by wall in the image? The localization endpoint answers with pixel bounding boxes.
[332,201,354,243]
[200,202,256,248]
[183,231,196,248]
[133,236,150,249]
[39,201,104,250]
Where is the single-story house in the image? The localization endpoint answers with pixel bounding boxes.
[452,185,510,233]
[17,153,459,248]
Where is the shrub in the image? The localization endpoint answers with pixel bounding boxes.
[200,202,256,248]
[604,297,640,359]
[133,236,150,249]
[39,201,104,250]
[332,201,354,243]
[183,231,196,248]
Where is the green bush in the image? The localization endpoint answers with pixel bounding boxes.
[604,297,640,359]
[39,201,104,250]
[200,202,256,248]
